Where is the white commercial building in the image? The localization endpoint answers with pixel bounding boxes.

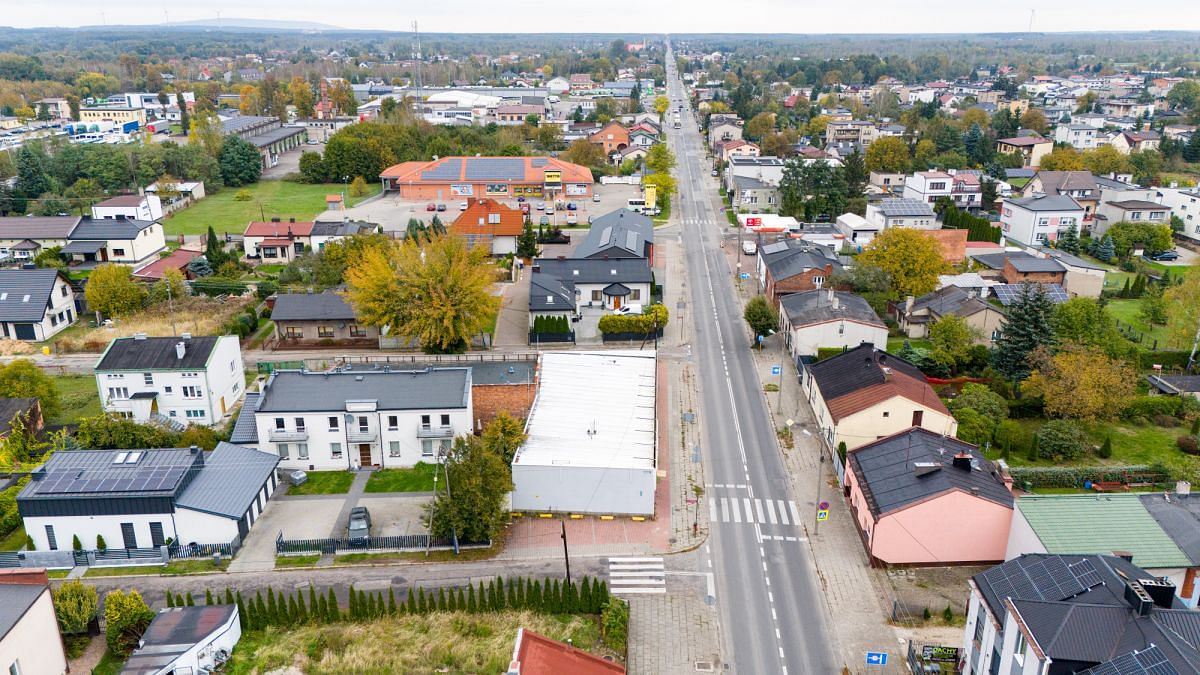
[511,351,658,516]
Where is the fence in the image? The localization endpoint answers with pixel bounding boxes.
[335,352,538,367]
[0,540,239,570]
[275,531,489,556]
[528,331,575,345]
[168,540,240,560]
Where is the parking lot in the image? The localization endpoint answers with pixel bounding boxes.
[230,496,345,571]
[355,495,431,537]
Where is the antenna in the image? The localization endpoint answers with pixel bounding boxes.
[412,21,423,100]
[1027,9,1035,33]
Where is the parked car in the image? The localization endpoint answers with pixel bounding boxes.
[587,215,594,224]
[592,194,601,203]
[566,213,577,224]
[536,201,545,211]
[520,203,531,215]
[436,203,447,212]
[458,201,468,210]
[347,506,371,543]
[742,240,758,255]
[613,304,644,315]
[1148,250,1180,261]
[425,203,437,211]
[711,169,719,177]
[516,196,526,202]
[539,215,550,225]
[566,202,577,211]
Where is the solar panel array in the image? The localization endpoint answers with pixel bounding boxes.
[991,283,1070,306]
[762,241,790,255]
[35,465,188,495]
[980,557,1104,606]
[420,158,463,181]
[530,157,549,168]
[465,158,524,181]
[1078,646,1179,675]
[598,226,613,247]
[879,198,935,217]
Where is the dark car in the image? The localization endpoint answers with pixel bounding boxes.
[1148,250,1179,261]
[436,203,447,212]
[566,202,577,211]
[347,506,371,544]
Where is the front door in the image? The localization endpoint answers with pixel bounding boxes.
[120,522,137,549]
[359,444,373,467]
[611,295,621,310]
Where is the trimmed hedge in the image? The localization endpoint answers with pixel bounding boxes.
[1121,396,1185,421]
[597,304,669,335]
[532,315,570,334]
[1008,464,1164,489]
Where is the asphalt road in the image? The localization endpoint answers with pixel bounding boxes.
[664,44,838,674]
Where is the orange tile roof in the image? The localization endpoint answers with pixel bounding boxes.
[132,249,198,280]
[451,198,525,238]
[380,156,592,185]
[511,629,625,675]
[826,371,950,423]
[244,221,315,237]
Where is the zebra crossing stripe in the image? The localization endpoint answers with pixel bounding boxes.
[766,500,778,524]
[608,556,666,595]
[789,501,801,524]
[743,498,753,523]
[731,498,741,523]
[710,498,718,522]
[755,499,765,523]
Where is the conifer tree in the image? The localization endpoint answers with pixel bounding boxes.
[308,587,318,618]
[167,591,176,608]
[507,578,516,609]
[516,578,526,610]
[407,588,417,615]
[478,582,488,613]
[581,577,593,613]
[225,588,235,605]
[175,592,185,607]
[288,595,299,626]
[388,588,397,615]
[467,584,477,613]
[326,588,338,621]
[266,588,277,624]
[456,587,466,612]
[357,590,367,618]
[418,587,428,614]
[236,593,247,630]
[530,580,542,612]
[994,282,1057,381]
[317,594,329,622]
[366,593,377,618]
[254,592,267,630]
[297,592,308,624]
[205,590,214,605]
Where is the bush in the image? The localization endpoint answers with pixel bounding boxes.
[531,315,571,334]
[1008,464,1161,488]
[104,590,154,657]
[256,281,279,300]
[71,534,82,551]
[96,534,106,551]
[1154,415,1181,428]
[234,189,253,202]
[1036,420,1089,461]
[1122,396,1183,421]
[53,580,98,635]
[1097,436,1112,459]
[600,598,628,651]
[1179,436,1200,455]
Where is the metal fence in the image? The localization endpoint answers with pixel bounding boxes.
[168,540,240,560]
[0,541,239,570]
[275,531,488,556]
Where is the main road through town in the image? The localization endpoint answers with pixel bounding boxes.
[663,42,838,674]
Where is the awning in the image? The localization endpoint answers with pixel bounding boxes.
[62,240,106,254]
[603,282,631,297]
[129,392,158,400]
[10,239,41,250]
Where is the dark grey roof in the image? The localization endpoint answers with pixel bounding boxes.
[1145,375,1200,396]
[532,257,652,285]
[1094,176,1141,191]
[1033,170,1097,193]
[761,240,840,281]
[1107,199,1168,210]
[603,282,631,296]
[96,335,220,371]
[1140,492,1200,565]
[0,584,46,643]
[1005,168,1035,179]
[876,198,935,217]
[19,448,202,501]
[1079,646,1181,675]
[848,428,1013,518]
[575,209,654,260]
[732,175,772,191]
[779,290,883,328]
[228,393,260,444]
[1007,256,1066,273]
[1006,195,1082,211]
[806,344,926,401]
[256,368,470,413]
[69,218,158,240]
[61,239,106,254]
[271,292,357,322]
[177,442,278,519]
[529,271,575,312]
[0,398,37,436]
[400,360,536,386]
[0,216,79,239]
[311,220,376,236]
[1036,247,1106,271]
[908,285,993,319]
[971,250,1031,270]
[122,605,238,675]
[244,125,305,148]
[0,269,66,322]
[220,115,276,134]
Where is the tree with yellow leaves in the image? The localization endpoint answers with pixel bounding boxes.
[1165,268,1200,352]
[344,235,498,354]
[1025,346,1135,421]
[856,228,948,298]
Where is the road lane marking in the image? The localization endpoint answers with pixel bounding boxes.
[720,498,729,522]
[730,498,741,523]
[789,501,801,524]
[775,500,788,525]
[766,500,778,524]
[710,498,718,522]
[743,498,753,524]
[755,499,765,523]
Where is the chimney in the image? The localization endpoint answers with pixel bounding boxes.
[175,341,186,360]
[952,451,973,471]
[289,217,296,223]
[0,569,51,587]
[913,462,941,477]
[1124,580,1155,617]
[181,332,191,341]
[904,295,915,313]
[189,445,200,454]
[1138,578,1177,609]
[831,293,840,310]
[134,332,147,340]
[996,459,1014,491]
[1177,481,1191,498]
[271,217,280,222]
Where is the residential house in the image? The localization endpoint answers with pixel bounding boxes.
[546,77,570,95]
[0,217,77,262]
[309,219,377,251]
[1053,123,1099,149]
[123,605,242,675]
[271,292,378,346]
[730,175,780,212]
[19,443,278,551]
[995,136,1053,168]
[91,194,164,222]
[0,570,68,675]
[132,249,200,282]
[962,554,1200,675]
[800,344,957,454]
[724,156,785,193]
[707,114,743,152]
[1146,375,1200,401]
[1156,187,1200,243]
[779,290,886,359]
[902,171,982,211]
[616,145,648,166]
[1109,129,1161,154]
[0,269,77,342]
[835,213,879,247]
[1034,247,1106,297]
[494,104,543,125]
[627,124,659,150]
[94,334,245,426]
[145,181,206,213]
[716,139,760,164]
[34,97,72,120]
[864,198,936,230]
[755,239,842,306]
[529,257,652,313]
[868,172,906,194]
[999,195,1083,245]
[567,74,596,91]
[1005,493,1200,607]
[0,398,42,440]
[451,198,524,256]
[575,209,654,265]
[62,217,166,266]
[1094,199,1170,237]
[250,368,472,470]
[890,285,1006,342]
[1020,170,1099,223]
[242,220,314,261]
[1141,487,1200,606]
[1001,256,1066,285]
[506,627,625,675]
[589,121,630,156]
[846,429,1013,566]
[825,120,878,147]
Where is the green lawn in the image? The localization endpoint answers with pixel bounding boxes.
[49,375,102,426]
[47,569,71,579]
[886,337,932,353]
[92,650,125,675]
[364,463,438,493]
[986,417,1190,475]
[0,525,26,551]
[84,558,229,577]
[1105,299,1177,350]
[274,554,320,569]
[162,182,381,236]
[286,471,355,495]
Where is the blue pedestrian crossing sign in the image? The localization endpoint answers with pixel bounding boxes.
[739,272,750,280]
[817,509,829,522]
[771,365,781,375]
[866,652,888,666]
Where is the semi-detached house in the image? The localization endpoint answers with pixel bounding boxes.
[250,368,473,471]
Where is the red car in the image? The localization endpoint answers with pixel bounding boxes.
[425,203,437,211]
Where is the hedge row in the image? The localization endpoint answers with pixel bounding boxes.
[1008,465,1163,489]
[597,304,669,335]
[0,478,30,542]
[532,315,570,334]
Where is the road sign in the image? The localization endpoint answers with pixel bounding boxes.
[817,509,829,522]
[739,272,750,280]
[866,652,887,666]
[818,500,829,510]
[771,365,781,376]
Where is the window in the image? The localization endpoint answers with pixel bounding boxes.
[295,417,305,431]
[231,359,236,373]
[349,324,367,338]
[108,387,129,400]
[389,441,402,457]
[388,415,398,430]
[630,288,641,301]
[358,416,369,433]
[186,410,206,419]
[912,410,924,426]
[44,525,57,551]
[421,414,431,428]
[182,385,201,399]
[1013,631,1028,664]
[61,285,68,297]
[328,416,339,430]
[143,373,153,385]
[812,276,824,286]
[318,325,336,338]
[973,604,985,645]
[297,443,309,460]
[285,326,303,338]
[278,443,290,459]
[882,411,889,418]
[112,248,125,257]
[275,417,286,430]
[330,442,343,458]
[440,414,450,427]
[421,439,435,457]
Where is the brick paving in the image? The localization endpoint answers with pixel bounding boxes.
[627,591,722,675]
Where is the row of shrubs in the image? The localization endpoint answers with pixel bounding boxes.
[531,315,571,334]
[1007,465,1164,489]
[597,304,669,335]
[224,304,264,339]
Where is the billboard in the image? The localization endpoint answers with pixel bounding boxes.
[644,185,657,210]
[544,170,562,186]
[485,183,509,195]
[565,184,589,196]
[450,184,474,196]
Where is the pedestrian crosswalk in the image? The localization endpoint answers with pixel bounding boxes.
[607,556,666,595]
[709,497,800,526]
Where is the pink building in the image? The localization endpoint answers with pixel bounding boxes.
[845,428,1014,566]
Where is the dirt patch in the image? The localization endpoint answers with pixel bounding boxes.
[875,565,987,626]
[0,339,35,355]
[55,296,255,353]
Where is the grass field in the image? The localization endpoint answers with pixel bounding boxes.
[92,650,124,675]
[49,375,102,425]
[985,417,1191,476]
[83,559,229,577]
[365,463,438,493]
[163,181,381,236]
[0,525,26,551]
[52,296,255,354]
[224,612,613,675]
[886,337,932,353]
[1105,298,1178,350]
[286,471,355,495]
[275,554,320,569]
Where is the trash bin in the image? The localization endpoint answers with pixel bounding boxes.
[1022,481,1033,492]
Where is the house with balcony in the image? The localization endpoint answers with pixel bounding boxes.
[270,292,378,346]
[724,156,785,193]
[1094,199,1170,237]
[1021,170,1099,224]
[999,195,1083,246]
[902,171,983,212]
[61,217,167,266]
[707,114,743,152]
[1053,123,1099,149]
[242,219,314,261]
[1157,187,1200,243]
[825,120,878,147]
[249,368,473,470]
[94,334,245,427]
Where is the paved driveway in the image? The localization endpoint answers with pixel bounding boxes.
[229,496,344,572]
[356,495,431,537]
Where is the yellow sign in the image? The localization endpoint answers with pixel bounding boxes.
[543,170,562,185]
[817,509,829,522]
[644,184,657,210]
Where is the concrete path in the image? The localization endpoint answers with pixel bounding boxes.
[495,265,531,347]
[317,471,371,566]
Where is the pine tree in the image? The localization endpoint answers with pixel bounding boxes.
[287,595,298,626]
[357,590,367,618]
[407,588,418,615]
[266,588,278,625]
[507,578,516,610]
[204,226,227,269]
[418,587,428,614]
[1098,436,1113,459]
[388,588,397,615]
[185,592,195,607]
[366,592,377,618]
[167,591,176,608]
[580,577,593,614]
[308,587,318,618]
[174,592,185,607]
[478,582,488,613]
[347,586,358,619]
[529,580,542,612]
[994,282,1057,381]
[595,581,609,607]
[225,588,235,605]
[317,594,329,622]
[448,588,459,612]
[1027,433,1040,462]
[456,587,466,613]
[205,590,214,605]
[466,584,477,613]
[1058,223,1080,254]
[437,588,447,612]
[254,592,267,630]
[236,594,247,630]
[1097,234,1116,262]
[1120,277,1131,298]
[516,578,526,610]
[326,588,338,622]
[548,579,560,613]
[297,592,308,624]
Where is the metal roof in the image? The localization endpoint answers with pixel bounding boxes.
[176,442,278,519]
[575,209,653,260]
[271,293,358,322]
[0,584,45,643]
[529,271,575,312]
[61,240,106,254]
[1139,492,1200,565]
[779,290,883,327]
[122,605,238,675]
[1016,494,1191,569]
[19,448,202,500]
[876,198,935,217]
[0,269,67,322]
[256,368,470,413]
[1006,195,1083,211]
[69,218,158,240]
[531,257,652,285]
[228,393,260,444]
[96,335,220,371]
[0,217,79,239]
[1007,256,1066,273]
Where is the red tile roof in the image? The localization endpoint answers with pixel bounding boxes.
[826,370,950,423]
[132,249,199,280]
[380,156,593,186]
[510,629,624,675]
[243,221,315,237]
[451,198,525,238]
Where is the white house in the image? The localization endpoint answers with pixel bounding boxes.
[0,269,78,342]
[0,571,68,675]
[902,171,954,204]
[1053,123,1099,149]
[1156,187,1200,242]
[1094,199,1170,237]
[724,156,785,192]
[250,368,473,470]
[528,257,653,314]
[94,334,245,426]
[90,194,164,222]
[123,605,241,675]
[19,444,279,551]
[835,213,879,246]
[864,198,936,230]
[999,195,1083,246]
[778,290,887,359]
[63,218,167,266]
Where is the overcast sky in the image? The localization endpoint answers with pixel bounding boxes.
[4,1,1200,34]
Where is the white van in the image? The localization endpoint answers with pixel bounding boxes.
[742,240,758,255]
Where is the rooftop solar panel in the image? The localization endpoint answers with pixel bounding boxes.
[1078,646,1179,675]
[530,157,548,167]
[992,283,1069,306]
[465,158,524,181]
[420,158,463,181]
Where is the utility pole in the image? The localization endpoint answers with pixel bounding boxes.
[560,520,572,584]
[444,454,459,555]
[166,278,177,337]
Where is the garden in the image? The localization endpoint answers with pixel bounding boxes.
[162,180,380,236]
